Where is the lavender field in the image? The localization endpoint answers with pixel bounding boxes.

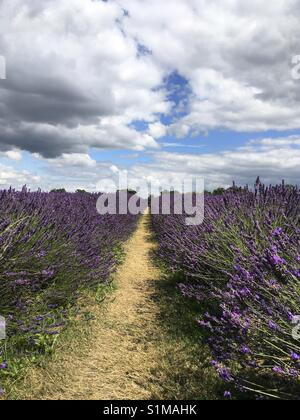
[0,188,138,395]
[152,181,300,399]
[1,182,300,400]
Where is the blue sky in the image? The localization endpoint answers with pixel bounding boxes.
[0,0,300,191]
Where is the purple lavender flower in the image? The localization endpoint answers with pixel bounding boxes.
[224,391,232,399]
[240,346,250,355]
[268,321,278,331]
[290,352,300,361]
[0,362,7,370]
[272,228,283,237]
[269,254,285,266]
[273,366,284,374]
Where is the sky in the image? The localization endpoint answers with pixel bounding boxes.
[0,0,300,192]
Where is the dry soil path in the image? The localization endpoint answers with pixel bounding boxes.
[19,212,165,400]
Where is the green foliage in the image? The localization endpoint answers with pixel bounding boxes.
[76,189,89,194]
[212,187,226,195]
[50,188,67,193]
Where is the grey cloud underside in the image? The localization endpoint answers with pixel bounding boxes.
[0,124,83,158]
[0,75,113,125]
[0,0,167,157]
[0,120,155,158]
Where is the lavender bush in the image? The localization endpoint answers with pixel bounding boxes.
[151,182,300,399]
[0,187,138,394]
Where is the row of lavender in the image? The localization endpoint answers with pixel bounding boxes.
[151,183,300,399]
[0,188,138,393]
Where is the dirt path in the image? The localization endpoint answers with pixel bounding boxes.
[19,212,164,400]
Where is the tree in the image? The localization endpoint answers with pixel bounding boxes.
[76,189,89,194]
[50,188,66,193]
[212,187,226,196]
